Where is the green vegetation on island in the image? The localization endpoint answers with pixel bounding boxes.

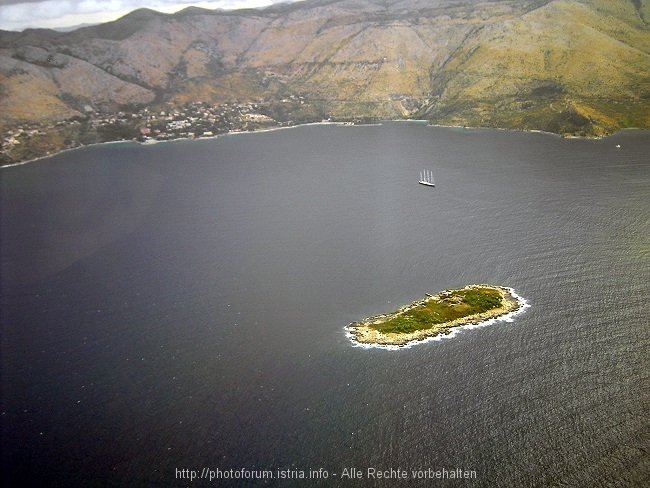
[347,284,526,347]
[376,287,503,335]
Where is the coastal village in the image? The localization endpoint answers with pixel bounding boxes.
[0,96,327,164]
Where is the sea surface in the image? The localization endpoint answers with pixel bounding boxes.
[1,123,649,487]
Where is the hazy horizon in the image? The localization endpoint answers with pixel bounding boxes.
[0,0,299,32]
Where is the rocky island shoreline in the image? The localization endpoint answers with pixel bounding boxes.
[346,285,529,349]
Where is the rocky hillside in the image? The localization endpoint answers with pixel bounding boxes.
[1,0,649,162]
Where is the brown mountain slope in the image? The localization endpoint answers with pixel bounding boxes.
[1,0,648,161]
[419,0,650,133]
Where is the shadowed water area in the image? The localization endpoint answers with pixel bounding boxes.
[2,123,649,486]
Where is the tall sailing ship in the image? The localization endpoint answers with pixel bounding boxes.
[419,170,435,187]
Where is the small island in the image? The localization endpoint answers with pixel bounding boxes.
[346,285,528,348]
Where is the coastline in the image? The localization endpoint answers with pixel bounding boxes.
[2,120,644,169]
[0,121,364,169]
[345,285,530,350]
[0,139,139,169]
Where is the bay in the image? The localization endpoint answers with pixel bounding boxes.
[1,123,649,486]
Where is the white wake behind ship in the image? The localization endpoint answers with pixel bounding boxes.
[419,170,435,187]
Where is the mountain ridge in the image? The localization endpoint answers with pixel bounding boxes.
[1,0,649,163]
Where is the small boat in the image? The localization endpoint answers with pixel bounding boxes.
[419,170,435,187]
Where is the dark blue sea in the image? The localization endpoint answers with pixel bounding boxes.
[2,123,649,486]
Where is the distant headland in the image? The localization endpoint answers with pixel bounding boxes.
[346,285,528,349]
